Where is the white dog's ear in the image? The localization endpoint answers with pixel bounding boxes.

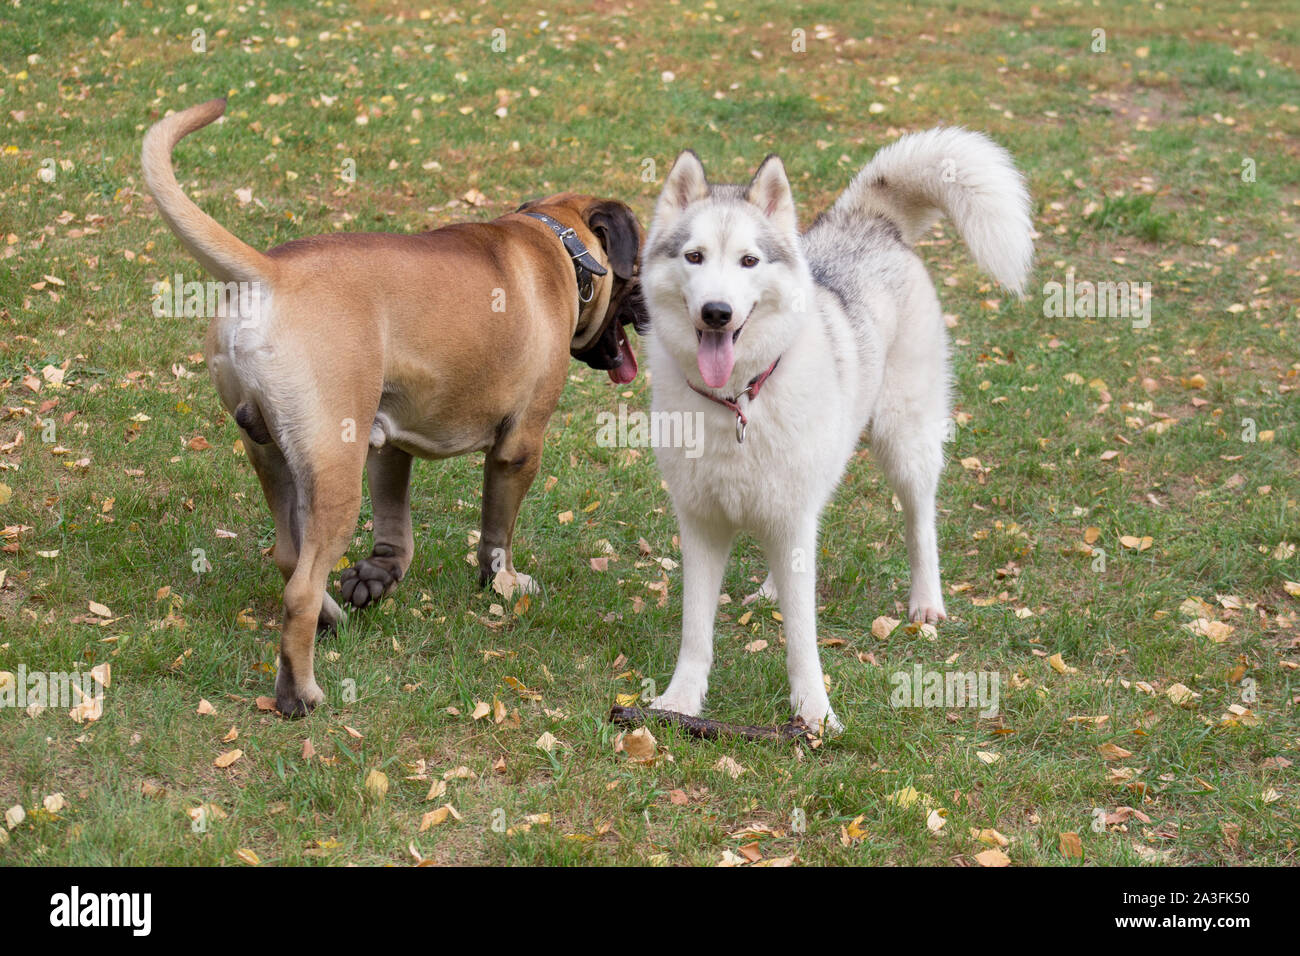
[656,150,709,223]
[745,155,796,234]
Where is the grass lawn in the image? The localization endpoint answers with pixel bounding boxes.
[0,0,1297,866]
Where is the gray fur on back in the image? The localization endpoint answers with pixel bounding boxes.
[802,209,909,323]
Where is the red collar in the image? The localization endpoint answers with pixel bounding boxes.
[688,357,781,444]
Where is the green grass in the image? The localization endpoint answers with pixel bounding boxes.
[1084,193,1173,243]
[0,0,1297,866]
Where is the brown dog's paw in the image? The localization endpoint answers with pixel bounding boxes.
[339,551,404,609]
[275,680,324,719]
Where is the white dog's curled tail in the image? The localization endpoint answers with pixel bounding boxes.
[835,127,1033,295]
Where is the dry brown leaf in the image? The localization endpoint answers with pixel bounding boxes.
[1048,652,1076,675]
[871,616,900,640]
[715,755,746,779]
[420,805,456,830]
[970,827,1009,847]
[1185,618,1235,643]
[623,726,657,762]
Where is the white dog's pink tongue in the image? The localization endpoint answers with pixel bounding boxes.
[697,330,735,388]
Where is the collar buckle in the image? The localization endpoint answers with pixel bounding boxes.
[523,212,607,307]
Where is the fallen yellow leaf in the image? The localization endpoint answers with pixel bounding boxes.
[364,769,389,800]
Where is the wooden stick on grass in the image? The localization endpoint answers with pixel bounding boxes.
[609,705,814,743]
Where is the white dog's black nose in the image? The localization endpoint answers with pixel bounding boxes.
[700,301,732,328]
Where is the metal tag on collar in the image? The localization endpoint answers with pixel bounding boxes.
[733,391,751,443]
[734,384,756,443]
[577,270,595,303]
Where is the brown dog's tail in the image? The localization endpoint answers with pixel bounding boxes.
[141,99,277,284]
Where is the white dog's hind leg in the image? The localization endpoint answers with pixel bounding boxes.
[766,522,841,734]
[740,571,778,606]
[872,415,947,624]
[652,517,733,716]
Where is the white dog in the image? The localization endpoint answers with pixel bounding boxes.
[641,128,1033,732]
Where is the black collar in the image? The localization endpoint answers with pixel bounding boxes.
[523,212,607,303]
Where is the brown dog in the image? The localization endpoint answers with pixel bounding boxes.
[142,99,646,715]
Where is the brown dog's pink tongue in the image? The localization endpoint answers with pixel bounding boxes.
[608,326,638,384]
[697,329,735,388]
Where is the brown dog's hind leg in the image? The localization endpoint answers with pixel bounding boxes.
[275,459,364,718]
[245,439,343,632]
[339,444,415,610]
[477,425,543,590]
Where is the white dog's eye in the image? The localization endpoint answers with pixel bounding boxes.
[740,255,759,268]
[684,250,703,264]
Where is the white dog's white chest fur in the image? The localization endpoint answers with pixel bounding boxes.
[649,318,866,532]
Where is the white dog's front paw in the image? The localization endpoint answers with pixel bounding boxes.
[651,681,707,717]
[909,596,947,624]
[817,709,845,736]
[791,688,842,736]
[798,704,843,737]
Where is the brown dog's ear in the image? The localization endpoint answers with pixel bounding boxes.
[585,200,642,280]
